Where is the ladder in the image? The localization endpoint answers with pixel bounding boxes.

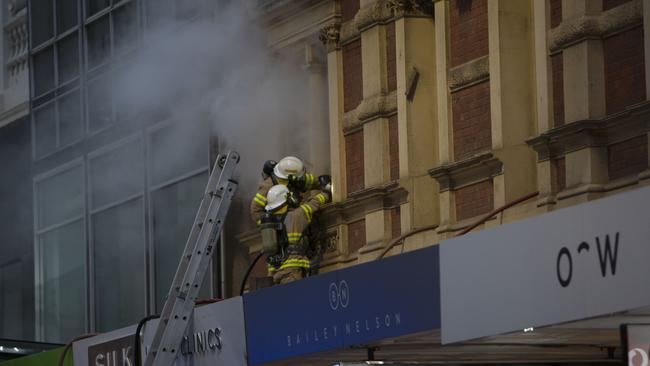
[144,151,240,366]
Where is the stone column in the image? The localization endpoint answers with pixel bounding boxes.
[488,0,537,207]
[434,0,454,229]
[321,24,347,202]
[393,1,438,233]
[559,0,607,204]
[303,44,331,176]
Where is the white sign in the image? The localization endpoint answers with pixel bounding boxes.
[440,186,650,344]
[623,324,650,366]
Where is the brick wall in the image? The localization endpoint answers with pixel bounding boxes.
[550,0,562,28]
[341,0,360,22]
[343,40,363,112]
[345,130,364,194]
[551,53,565,127]
[603,0,632,10]
[389,115,399,181]
[386,22,397,92]
[455,180,494,221]
[551,157,566,194]
[604,27,646,114]
[452,81,492,161]
[449,0,489,67]
[347,219,366,254]
[391,207,401,239]
[608,136,648,181]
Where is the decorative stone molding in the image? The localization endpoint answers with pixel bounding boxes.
[356,0,393,31]
[386,0,434,18]
[448,55,489,92]
[5,7,27,87]
[320,182,408,227]
[343,91,398,134]
[8,0,26,16]
[428,153,503,192]
[527,101,650,161]
[549,0,642,52]
[318,23,341,52]
[339,19,360,44]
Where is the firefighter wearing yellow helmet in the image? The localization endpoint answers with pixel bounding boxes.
[249,156,320,225]
[261,183,331,284]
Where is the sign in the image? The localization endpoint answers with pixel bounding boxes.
[622,324,650,366]
[243,245,441,365]
[73,297,247,366]
[440,186,650,344]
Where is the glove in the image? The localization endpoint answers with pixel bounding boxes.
[318,175,331,189]
[286,191,301,208]
[287,174,307,190]
[262,160,277,178]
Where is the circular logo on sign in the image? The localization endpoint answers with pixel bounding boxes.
[329,282,339,310]
[629,348,649,366]
[339,280,349,308]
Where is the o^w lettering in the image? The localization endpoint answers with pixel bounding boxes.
[556,232,620,288]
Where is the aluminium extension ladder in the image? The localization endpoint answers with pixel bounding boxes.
[143,151,240,366]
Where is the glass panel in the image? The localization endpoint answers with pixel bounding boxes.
[113,2,137,54]
[87,74,112,132]
[144,0,172,30]
[58,90,82,146]
[36,164,84,229]
[57,33,79,85]
[0,261,24,339]
[93,199,144,331]
[86,16,110,69]
[31,1,54,47]
[33,103,57,158]
[86,0,110,17]
[149,121,208,186]
[152,173,209,311]
[33,47,55,97]
[40,220,86,343]
[89,138,143,209]
[57,0,79,33]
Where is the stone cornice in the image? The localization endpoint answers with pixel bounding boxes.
[339,19,360,45]
[549,0,642,53]
[319,23,341,52]
[387,0,434,19]
[321,181,409,227]
[527,101,650,161]
[428,153,503,191]
[448,55,489,92]
[356,0,394,31]
[343,91,398,134]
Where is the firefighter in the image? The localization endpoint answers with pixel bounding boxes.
[260,182,331,284]
[250,156,320,225]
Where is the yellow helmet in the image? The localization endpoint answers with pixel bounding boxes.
[273,156,305,180]
[265,184,290,212]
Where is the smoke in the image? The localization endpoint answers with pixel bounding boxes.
[113,2,312,231]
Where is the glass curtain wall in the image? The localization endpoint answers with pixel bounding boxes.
[27,0,213,343]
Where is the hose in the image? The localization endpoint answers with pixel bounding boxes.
[134,314,160,366]
[240,251,265,296]
[58,333,98,366]
[456,191,539,237]
[376,224,439,260]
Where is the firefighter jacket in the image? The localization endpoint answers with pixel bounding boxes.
[249,173,319,224]
[273,190,331,272]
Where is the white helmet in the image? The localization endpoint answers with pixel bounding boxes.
[265,184,290,212]
[273,156,305,180]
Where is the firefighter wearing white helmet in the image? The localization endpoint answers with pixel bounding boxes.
[261,184,331,284]
[250,156,322,225]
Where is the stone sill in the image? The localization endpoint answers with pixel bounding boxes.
[428,152,503,192]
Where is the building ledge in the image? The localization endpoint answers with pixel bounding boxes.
[428,152,503,192]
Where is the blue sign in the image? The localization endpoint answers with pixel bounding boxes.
[243,246,441,365]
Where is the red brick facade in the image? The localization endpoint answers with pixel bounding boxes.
[343,40,363,113]
[347,219,366,254]
[551,53,565,127]
[341,0,360,22]
[345,130,364,194]
[455,180,494,221]
[604,27,646,114]
[550,0,562,28]
[389,115,399,181]
[452,81,492,161]
[391,207,401,239]
[608,136,648,181]
[603,0,633,10]
[386,22,397,92]
[551,157,566,194]
[449,0,489,67]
